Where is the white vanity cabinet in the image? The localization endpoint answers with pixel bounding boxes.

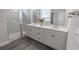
[26,24,68,50]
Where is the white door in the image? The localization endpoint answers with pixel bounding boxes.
[66,16,79,50]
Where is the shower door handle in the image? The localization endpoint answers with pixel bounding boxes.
[20,24,23,36]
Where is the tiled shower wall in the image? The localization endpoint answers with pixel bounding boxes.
[6,9,20,34]
[0,10,8,44]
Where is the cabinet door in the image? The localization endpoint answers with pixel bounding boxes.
[26,25,36,39]
[43,28,67,50]
[43,29,56,48]
[53,31,67,49]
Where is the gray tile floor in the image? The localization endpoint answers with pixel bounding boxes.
[0,36,54,50]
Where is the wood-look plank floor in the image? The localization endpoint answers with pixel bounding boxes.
[0,36,54,50]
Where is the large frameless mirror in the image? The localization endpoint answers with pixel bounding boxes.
[31,9,67,27]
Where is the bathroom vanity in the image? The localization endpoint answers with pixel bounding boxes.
[25,24,68,50]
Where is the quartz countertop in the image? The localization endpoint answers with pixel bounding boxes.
[26,24,68,32]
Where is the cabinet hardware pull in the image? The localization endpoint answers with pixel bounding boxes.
[51,35,55,37]
[38,28,41,30]
[29,28,31,30]
[38,38,40,39]
[38,33,40,34]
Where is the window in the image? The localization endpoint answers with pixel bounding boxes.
[32,9,51,25]
[40,9,50,25]
[32,9,40,23]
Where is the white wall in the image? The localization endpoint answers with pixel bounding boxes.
[0,10,8,44]
[66,16,79,50]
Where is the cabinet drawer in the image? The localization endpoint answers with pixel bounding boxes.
[35,27,42,33]
[35,27,43,42]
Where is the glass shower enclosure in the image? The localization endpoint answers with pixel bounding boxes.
[7,9,21,42]
[7,9,30,42]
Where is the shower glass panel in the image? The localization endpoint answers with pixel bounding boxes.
[7,9,21,42]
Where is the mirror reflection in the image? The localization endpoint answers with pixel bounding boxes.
[31,9,66,27]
